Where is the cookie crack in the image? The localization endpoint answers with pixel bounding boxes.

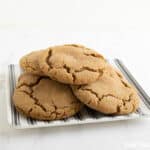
[51,99,57,110]
[78,88,134,114]
[74,67,99,73]
[74,67,104,82]
[28,108,33,114]
[83,53,104,59]
[63,64,70,73]
[21,58,36,72]
[115,71,123,79]
[78,88,133,104]
[62,65,103,83]
[80,88,100,100]
[44,47,104,83]
[62,65,102,82]
[18,77,48,112]
[115,71,131,88]
[63,64,76,82]
[29,78,48,112]
[25,90,47,113]
[27,66,36,71]
[19,86,80,116]
[17,76,45,88]
[25,61,37,71]
[117,105,121,113]
[46,49,53,70]
[31,95,47,112]
[100,93,133,103]
[120,80,130,88]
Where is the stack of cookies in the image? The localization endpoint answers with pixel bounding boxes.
[13,44,140,121]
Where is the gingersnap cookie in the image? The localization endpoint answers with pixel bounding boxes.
[71,65,140,115]
[20,50,46,75]
[13,73,82,121]
[39,44,106,85]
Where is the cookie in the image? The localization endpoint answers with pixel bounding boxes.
[20,50,46,75]
[13,73,82,121]
[39,44,106,85]
[71,65,140,115]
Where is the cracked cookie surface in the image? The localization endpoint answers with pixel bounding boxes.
[20,50,46,75]
[71,65,140,115]
[13,73,82,120]
[39,44,106,84]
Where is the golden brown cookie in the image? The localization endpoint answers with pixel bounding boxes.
[13,73,82,121]
[71,65,140,115]
[39,44,106,85]
[20,50,46,75]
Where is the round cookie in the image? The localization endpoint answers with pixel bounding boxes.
[20,50,46,75]
[71,65,140,115]
[13,73,82,121]
[39,44,106,85]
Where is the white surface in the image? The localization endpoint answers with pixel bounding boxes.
[1,0,150,149]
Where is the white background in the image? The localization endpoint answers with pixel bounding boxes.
[0,0,150,150]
